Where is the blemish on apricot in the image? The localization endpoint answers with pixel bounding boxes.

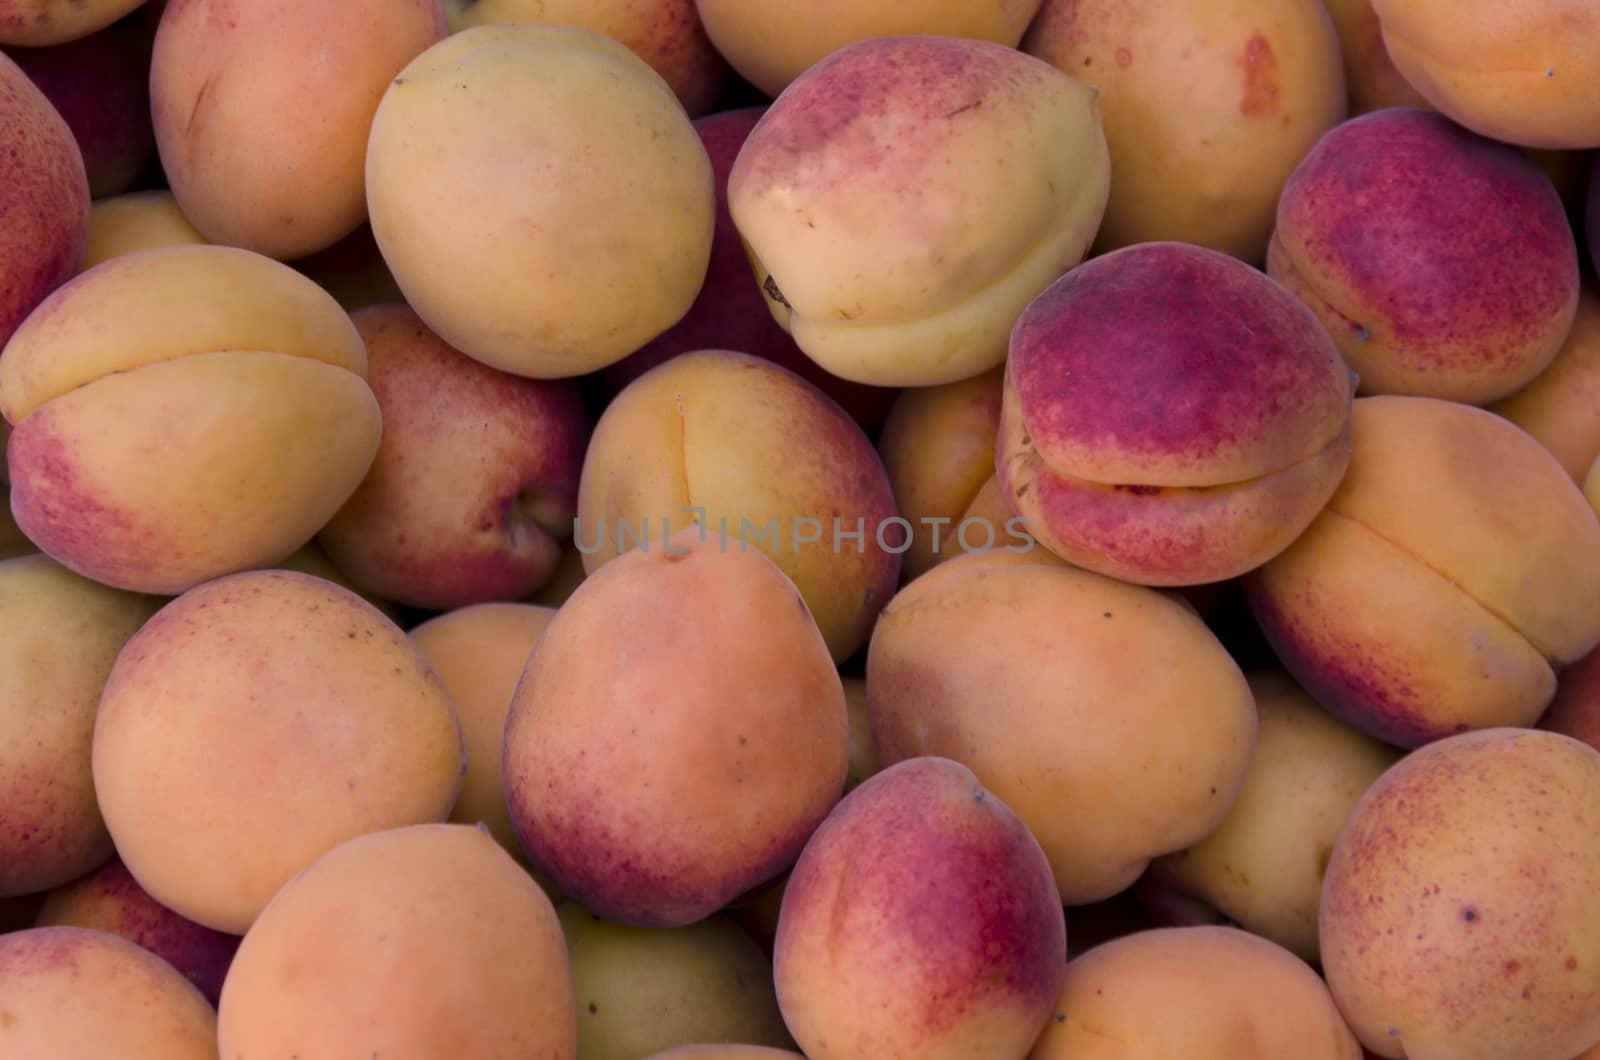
[1114,48,1132,68]
[1235,35,1280,116]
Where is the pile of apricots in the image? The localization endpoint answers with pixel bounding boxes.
[4,1,1600,1058]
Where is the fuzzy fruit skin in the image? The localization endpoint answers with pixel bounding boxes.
[599,106,897,432]
[728,34,1110,388]
[998,240,1354,587]
[694,0,1042,98]
[0,926,218,1059]
[366,24,714,380]
[150,0,447,259]
[503,526,849,929]
[444,0,728,116]
[772,756,1067,1060]
[1320,728,1600,1060]
[1269,107,1579,405]
[0,49,88,350]
[217,824,577,1060]
[1370,0,1600,150]
[318,304,590,610]
[1246,395,1600,749]
[1023,0,1348,264]
[1028,925,1362,1059]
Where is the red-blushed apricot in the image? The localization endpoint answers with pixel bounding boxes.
[1492,286,1600,479]
[1320,729,1600,1059]
[4,6,158,198]
[0,926,218,1058]
[91,570,466,935]
[0,554,158,897]
[444,0,728,117]
[728,35,1110,387]
[1024,0,1347,263]
[576,349,901,663]
[1542,644,1600,751]
[1028,925,1362,1058]
[695,0,1042,98]
[600,107,896,431]
[998,240,1354,586]
[1370,0,1600,150]
[868,549,1256,905]
[217,823,576,1059]
[318,305,589,610]
[773,757,1066,1060]
[0,244,381,596]
[877,366,1003,580]
[505,525,848,928]
[1248,396,1600,748]
[1269,108,1580,404]
[33,856,239,1005]
[0,50,88,350]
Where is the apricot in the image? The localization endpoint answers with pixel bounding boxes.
[1270,107,1579,404]
[1138,670,1401,963]
[0,926,218,1058]
[0,49,88,349]
[1246,396,1600,748]
[443,0,727,116]
[728,34,1110,387]
[646,1049,804,1060]
[559,902,792,1057]
[505,526,848,927]
[867,549,1257,904]
[600,106,896,431]
[1028,925,1362,1059]
[151,0,446,258]
[773,757,1066,1060]
[218,823,577,1059]
[1321,728,1600,1059]
[575,349,900,663]
[528,541,588,608]
[82,190,207,269]
[91,570,465,934]
[998,240,1354,586]
[367,24,714,379]
[695,0,1041,98]
[318,304,589,609]
[0,244,381,595]
[6,6,159,198]
[1370,0,1600,150]
[33,856,239,1005]
[0,0,146,46]
[1024,0,1347,263]
[1320,0,1430,113]
[1492,286,1600,479]
[1542,643,1600,751]
[841,677,878,792]
[407,602,557,867]
[877,365,1003,580]
[0,554,157,896]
